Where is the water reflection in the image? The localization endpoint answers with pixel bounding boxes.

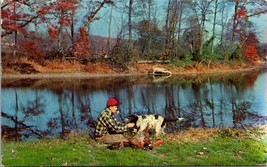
[2,70,267,141]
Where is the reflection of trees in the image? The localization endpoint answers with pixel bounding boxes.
[204,78,215,127]
[242,72,259,88]
[231,99,251,129]
[2,71,265,141]
[58,92,66,138]
[191,83,206,127]
[2,90,44,141]
[46,89,66,138]
[218,99,227,128]
[76,91,95,137]
[165,85,177,132]
[140,86,157,114]
[175,86,186,131]
[47,88,96,139]
[126,85,134,115]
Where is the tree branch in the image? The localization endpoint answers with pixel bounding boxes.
[84,0,114,27]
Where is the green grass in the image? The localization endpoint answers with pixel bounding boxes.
[2,130,267,166]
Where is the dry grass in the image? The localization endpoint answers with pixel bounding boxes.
[2,56,260,75]
[40,60,84,73]
[164,128,218,143]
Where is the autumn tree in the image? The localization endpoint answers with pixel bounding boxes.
[46,0,113,59]
[221,0,266,61]
[18,35,47,61]
[243,31,260,62]
[75,0,114,58]
[1,0,50,37]
[46,0,79,57]
[1,0,51,57]
[74,27,90,60]
[134,20,162,58]
[230,0,267,46]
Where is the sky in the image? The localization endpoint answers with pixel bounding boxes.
[89,1,267,44]
[252,14,267,43]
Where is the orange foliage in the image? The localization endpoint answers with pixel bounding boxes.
[74,28,90,58]
[48,26,59,39]
[236,6,248,20]
[18,38,46,61]
[244,44,259,61]
[51,0,78,26]
[242,72,259,87]
[243,31,259,62]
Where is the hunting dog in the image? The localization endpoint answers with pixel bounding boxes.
[125,114,184,137]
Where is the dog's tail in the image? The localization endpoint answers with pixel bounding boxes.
[164,117,184,122]
[162,117,184,127]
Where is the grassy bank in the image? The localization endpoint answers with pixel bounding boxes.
[2,55,263,76]
[2,128,267,166]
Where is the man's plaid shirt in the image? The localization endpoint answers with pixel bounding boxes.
[95,109,128,137]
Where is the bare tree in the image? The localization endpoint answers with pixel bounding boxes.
[230,0,267,46]
[128,0,134,52]
[190,0,214,58]
[211,0,218,54]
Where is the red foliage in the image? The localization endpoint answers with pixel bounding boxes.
[74,27,90,58]
[243,31,259,62]
[1,0,53,37]
[59,18,71,26]
[244,44,259,61]
[1,8,23,32]
[48,26,59,39]
[1,9,8,18]
[242,72,259,87]
[18,37,46,61]
[54,0,78,11]
[245,32,259,45]
[50,0,78,27]
[236,6,248,21]
[235,6,249,43]
[38,6,53,15]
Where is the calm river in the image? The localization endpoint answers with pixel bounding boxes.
[1,69,267,141]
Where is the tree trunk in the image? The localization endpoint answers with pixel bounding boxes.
[70,15,75,45]
[108,5,114,52]
[177,0,184,45]
[231,1,239,46]
[128,0,133,52]
[211,0,218,54]
[165,0,171,50]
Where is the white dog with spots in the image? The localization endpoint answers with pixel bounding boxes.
[125,114,184,137]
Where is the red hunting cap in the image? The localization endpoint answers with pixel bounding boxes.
[106,97,120,107]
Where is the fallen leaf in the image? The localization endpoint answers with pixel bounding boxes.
[198,152,204,156]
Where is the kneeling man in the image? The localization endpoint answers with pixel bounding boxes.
[94,97,135,144]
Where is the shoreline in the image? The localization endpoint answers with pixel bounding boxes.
[1,63,264,79]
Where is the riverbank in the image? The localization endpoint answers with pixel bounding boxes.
[2,127,267,166]
[2,57,265,78]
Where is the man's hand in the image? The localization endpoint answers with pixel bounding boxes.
[127,123,135,128]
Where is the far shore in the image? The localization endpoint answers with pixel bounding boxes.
[2,61,266,79]
[1,65,263,79]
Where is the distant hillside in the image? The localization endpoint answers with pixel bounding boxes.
[1,34,120,55]
[258,43,267,58]
[89,35,118,53]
